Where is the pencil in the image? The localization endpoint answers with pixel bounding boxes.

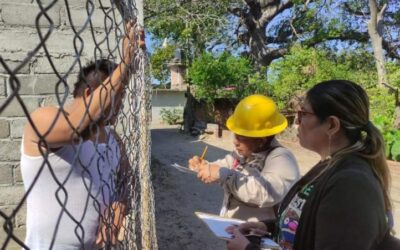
[200,145,208,160]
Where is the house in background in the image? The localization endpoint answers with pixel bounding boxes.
[151,49,187,126]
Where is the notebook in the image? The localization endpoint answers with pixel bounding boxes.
[195,212,279,249]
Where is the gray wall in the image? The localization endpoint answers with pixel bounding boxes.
[0,0,121,247]
[151,89,186,125]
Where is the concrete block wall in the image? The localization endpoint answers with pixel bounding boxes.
[0,0,121,247]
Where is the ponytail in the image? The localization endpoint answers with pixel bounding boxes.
[357,122,391,211]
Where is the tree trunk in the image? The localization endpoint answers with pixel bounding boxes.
[367,0,388,87]
[235,0,293,67]
[249,25,269,67]
[368,0,400,128]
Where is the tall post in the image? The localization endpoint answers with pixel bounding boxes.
[134,0,158,249]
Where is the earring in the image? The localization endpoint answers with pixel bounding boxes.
[326,134,332,160]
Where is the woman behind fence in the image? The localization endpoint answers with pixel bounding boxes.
[188,95,300,222]
[226,80,398,250]
[20,20,144,249]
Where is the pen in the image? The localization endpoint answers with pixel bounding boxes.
[200,145,208,160]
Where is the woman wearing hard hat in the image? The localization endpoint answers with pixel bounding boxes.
[189,94,300,222]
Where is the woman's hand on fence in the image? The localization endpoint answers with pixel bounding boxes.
[122,19,145,65]
[96,201,127,246]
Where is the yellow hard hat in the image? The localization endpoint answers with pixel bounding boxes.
[226,94,287,137]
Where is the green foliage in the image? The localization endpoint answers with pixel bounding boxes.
[370,88,400,160]
[189,52,268,103]
[150,45,176,84]
[241,68,270,97]
[145,0,235,55]
[386,62,400,88]
[160,108,183,125]
[268,45,378,109]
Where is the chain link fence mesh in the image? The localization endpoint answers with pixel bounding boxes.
[0,0,157,249]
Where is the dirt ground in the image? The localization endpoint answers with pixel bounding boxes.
[151,125,400,250]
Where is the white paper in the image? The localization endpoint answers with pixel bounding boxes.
[195,212,280,249]
[195,212,245,239]
[170,163,197,174]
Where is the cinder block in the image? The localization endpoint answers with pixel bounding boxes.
[0,141,21,161]
[1,3,61,27]
[0,186,25,206]
[0,164,13,185]
[0,28,43,53]
[0,205,16,227]
[44,29,113,55]
[66,73,79,89]
[61,6,114,30]
[0,27,120,58]
[7,75,35,96]
[0,220,26,249]
[0,119,9,138]
[10,119,26,139]
[0,76,5,96]
[0,97,39,117]
[33,56,85,74]
[0,52,31,74]
[7,74,71,96]
[15,202,27,227]
[35,75,69,95]
[0,204,26,244]
[14,164,23,184]
[0,0,31,3]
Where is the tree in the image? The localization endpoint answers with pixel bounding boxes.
[145,0,237,84]
[189,52,269,103]
[150,44,176,85]
[368,0,388,86]
[343,0,400,126]
[145,0,236,55]
[146,1,400,69]
[268,45,379,108]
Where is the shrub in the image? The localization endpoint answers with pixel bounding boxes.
[160,108,183,125]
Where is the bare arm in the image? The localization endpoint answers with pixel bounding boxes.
[23,20,143,155]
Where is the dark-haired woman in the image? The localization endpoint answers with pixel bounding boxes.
[226,80,395,250]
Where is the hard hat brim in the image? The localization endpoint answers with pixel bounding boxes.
[226,113,288,138]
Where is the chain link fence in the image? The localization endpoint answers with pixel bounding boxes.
[0,0,157,249]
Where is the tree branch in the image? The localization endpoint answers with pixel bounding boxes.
[144,6,179,20]
[383,40,400,60]
[343,2,368,16]
[263,47,289,65]
[259,0,294,25]
[228,7,243,18]
[244,0,262,18]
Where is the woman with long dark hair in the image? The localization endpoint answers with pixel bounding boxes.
[226,80,396,250]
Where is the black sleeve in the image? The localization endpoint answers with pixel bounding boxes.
[261,219,276,235]
[245,243,260,250]
[314,169,387,250]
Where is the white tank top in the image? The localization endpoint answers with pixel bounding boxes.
[20,127,121,249]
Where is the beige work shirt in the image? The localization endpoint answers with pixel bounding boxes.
[214,138,300,222]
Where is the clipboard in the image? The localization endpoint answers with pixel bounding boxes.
[195,212,279,249]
